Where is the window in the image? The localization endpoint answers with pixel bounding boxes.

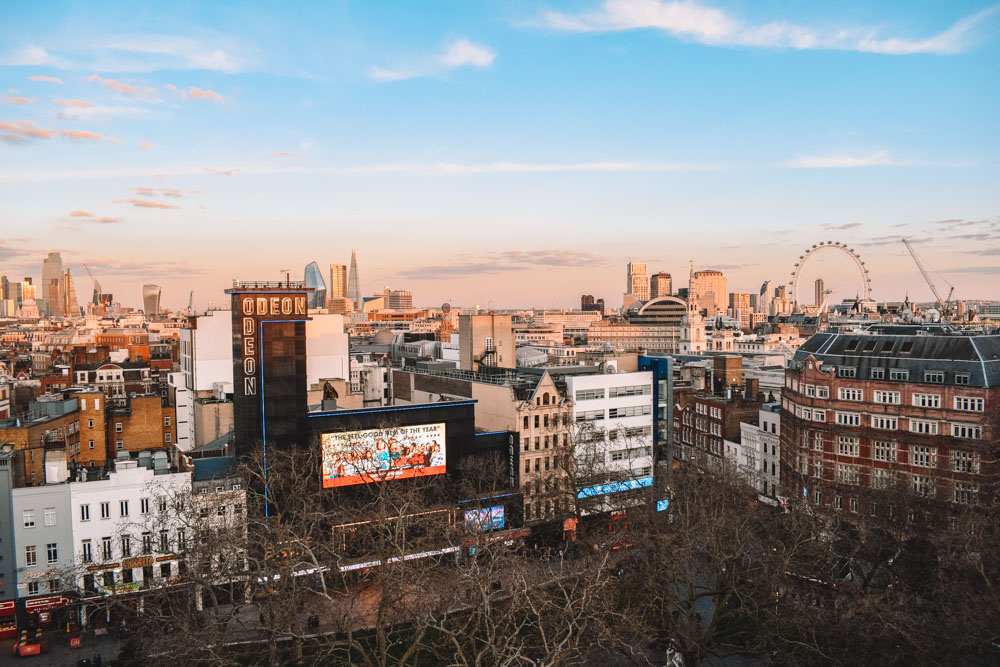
[873,441,897,462]
[951,424,982,439]
[608,405,652,418]
[115,422,123,433]
[158,497,168,512]
[121,535,131,557]
[835,412,861,426]
[88,419,94,428]
[923,371,945,384]
[23,509,35,528]
[80,504,90,521]
[81,540,92,563]
[954,482,978,505]
[912,393,940,408]
[101,536,112,560]
[816,386,829,399]
[27,581,39,595]
[575,388,605,401]
[524,460,530,474]
[140,498,150,514]
[954,450,980,473]
[834,495,843,510]
[850,497,859,513]
[164,416,171,426]
[609,384,652,398]
[159,530,169,552]
[838,387,863,401]
[25,545,37,566]
[873,390,900,404]
[161,563,172,578]
[813,410,826,422]
[871,416,898,430]
[522,416,529,430]
[142,532,152,553]
[813,459,823,478]
[837,437,859,457]
[805,384,816,397]
[100,502,110,519]
[870,368,885,380]
[889,369,909,381]
[120,500,129,517]
[575,410,604,422]
[837,367,857,378]
[89,439,94,450]
[954,397,984,412]
[955,373,970,385]
[116,439,123,450]
[46,543,57,564]
[177,529,186,551]
[836,464,860,485]
[534,415,539,428]
[165,433,172,443]
[912,446,937,468]
[910,420,938,435]
[912,475,934,497]
[217,505,226,516]
[814,433,823,450]
[873,469,895,489]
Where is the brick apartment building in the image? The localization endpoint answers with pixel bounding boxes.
[780,327,999,515]
[674,378,765,463]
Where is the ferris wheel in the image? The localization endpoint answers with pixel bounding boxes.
[789,241,872,308]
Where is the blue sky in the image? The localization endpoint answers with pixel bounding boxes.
[1,0,998,309]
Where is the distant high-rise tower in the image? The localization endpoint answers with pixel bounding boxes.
[347,249,361,311]
[142,284,161,315]
[650,272,672,299]
[626,262,649,302]
[63,269,79,317]
[759,280,772,315]
[41,251,63,317]
[691,269,728,316]
[304,262,327,309]
[814,278,824,307]
[328,264,347,299]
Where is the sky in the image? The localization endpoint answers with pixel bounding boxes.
[1,0,998,310]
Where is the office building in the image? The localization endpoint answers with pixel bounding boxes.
[41,252,63,317]
[626,262,649,302]
[781,327,1000,514]
[691,269,728,316]
[304,262,327,309]
[650,272,672,299]
[328,264,347,300]
[389,290,413,309]
[142,284,161,316]
[814,278,825,307]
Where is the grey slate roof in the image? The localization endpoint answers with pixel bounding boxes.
[793,331,1000,388]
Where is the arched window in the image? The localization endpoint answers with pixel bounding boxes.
[542,393,550,405]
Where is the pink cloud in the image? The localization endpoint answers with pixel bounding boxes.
[269,151,300,158]
[187,86,224,102]
[3,96,35,104]
[0,120,123,144]
[113,198,180,209]
[126,186,194,198]
[28,75,62,84]
[53,98,95,108]
[86,74,158,100]
[205,167,240,175]
[92,217,123,223]
[138,140,154,150]
[69,210,94,217]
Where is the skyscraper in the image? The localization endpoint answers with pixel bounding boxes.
[142,284,161,315]
[41,251,63,317]
[650,272,672,299]
[304,262,327,309]
[691,269,728,316]
[347,249,361,312]
[626,262,649,302]
[328,264,347,299]
[814,278,825,307]
[64,269,79,317]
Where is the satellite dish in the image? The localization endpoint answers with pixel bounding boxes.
[441,303,451,314]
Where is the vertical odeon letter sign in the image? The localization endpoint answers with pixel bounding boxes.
[239,294,307,397]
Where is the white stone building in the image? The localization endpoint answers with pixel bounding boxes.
[738,404,781,497]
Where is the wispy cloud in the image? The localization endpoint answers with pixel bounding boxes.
[3,96,35,104]
[537,1,999,54]
[28,74,63,84]
[69,210,94,217]
[164,83,225,102]
[398,248,604,279]
[939,265,1000,275]
[0,120,121,144]
[821,222,863,230]
[86,74,159,100]
[784,151,898,168]
[369,38,496,82]
[53,98,94,108]
[269,151,300,158]
[126,187,195,198]
[138,140,154,150]
[84,257,206,278]
[112,198,179,209]
[0,159,721,182]
[964,247,1000,256]
[0,47,67,68]
[61,210,123,224]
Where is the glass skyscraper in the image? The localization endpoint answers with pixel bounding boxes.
[304,261,327,309]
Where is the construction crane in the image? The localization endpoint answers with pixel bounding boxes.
[187,290,194,314]
[901,238,954,316]
[82,263,101,306]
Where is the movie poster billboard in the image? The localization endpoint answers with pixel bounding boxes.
[464,506,505,531]
[321,422,446,488]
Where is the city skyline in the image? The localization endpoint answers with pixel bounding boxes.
[2,1,999,308]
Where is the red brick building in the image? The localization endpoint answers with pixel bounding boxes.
[674,378,764,463]
[780,327,999,514]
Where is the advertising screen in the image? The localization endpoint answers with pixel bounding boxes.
[464,506,505,531]
[321,422,446,488]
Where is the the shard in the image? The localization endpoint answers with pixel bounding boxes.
[347,249,361,311]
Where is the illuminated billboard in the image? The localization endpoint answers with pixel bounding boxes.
[464,506,505,531]
[321,422,446,488]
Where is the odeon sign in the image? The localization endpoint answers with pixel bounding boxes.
[239,294,307,397]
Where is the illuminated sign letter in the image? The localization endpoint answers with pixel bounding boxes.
[243,357,255,375]
[242,317,255,336]
[256,297,268,315]
[243,338,255,356]
[269,297,279,314]
[242,297,255,315]
[244,377,257,395]
[281,297,292,314]
[294,296,306,315]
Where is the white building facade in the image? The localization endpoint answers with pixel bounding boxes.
[738,404,781,497]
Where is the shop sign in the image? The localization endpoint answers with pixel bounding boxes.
[122,556,154,569]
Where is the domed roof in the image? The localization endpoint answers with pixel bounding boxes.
[372,329,395,344]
